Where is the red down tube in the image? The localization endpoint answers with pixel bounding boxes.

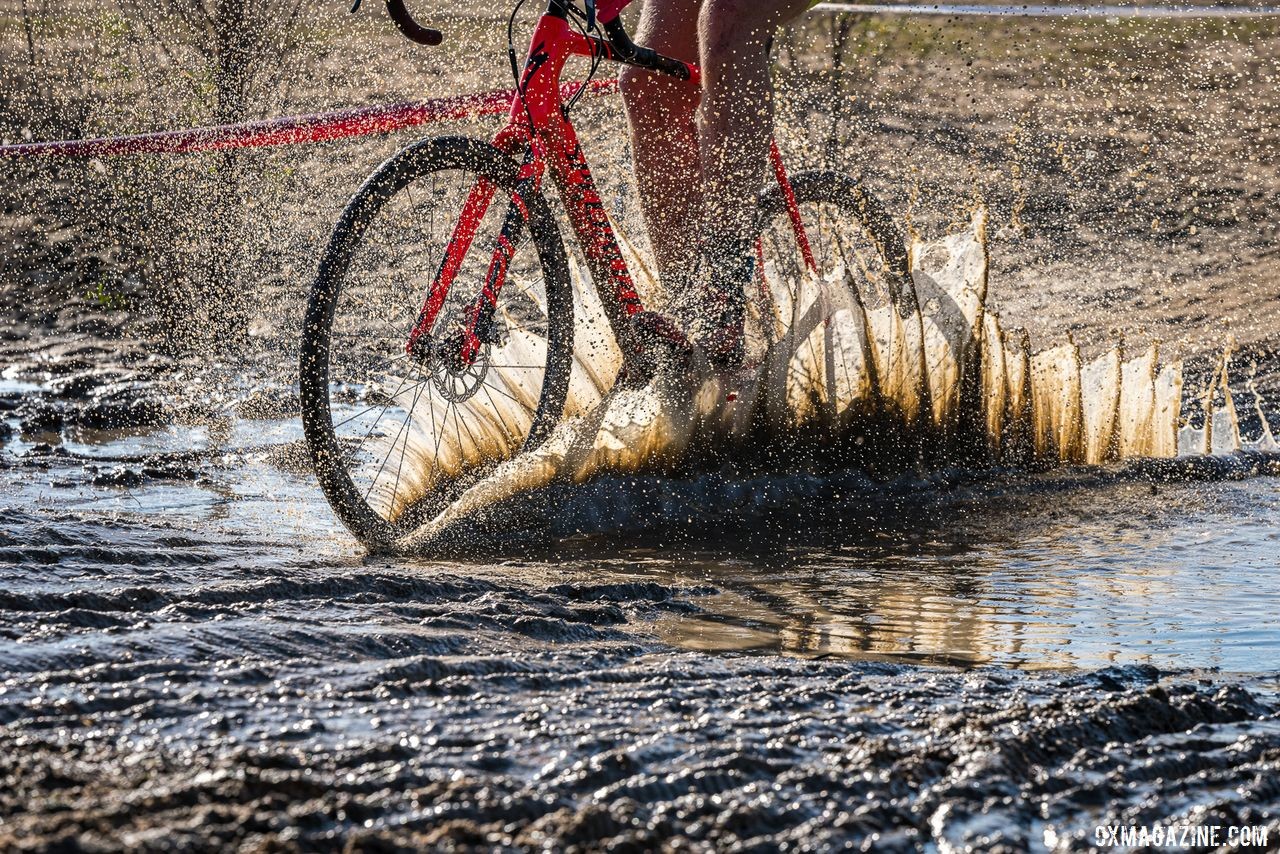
[0,80,617,159]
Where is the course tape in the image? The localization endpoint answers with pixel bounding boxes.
[0,79,616,159]
[814,2,1280,18]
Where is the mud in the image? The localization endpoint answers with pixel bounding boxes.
[2,558,1279,852]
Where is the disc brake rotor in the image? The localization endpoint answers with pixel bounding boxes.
[428,339,490,403]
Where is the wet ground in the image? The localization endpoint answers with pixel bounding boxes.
[3,333,1280,851]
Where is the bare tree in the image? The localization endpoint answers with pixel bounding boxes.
[112,0,307,123]
[94,0,312,347]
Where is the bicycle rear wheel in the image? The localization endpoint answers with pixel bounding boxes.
[300,137,573,549]
[751,170,913,429]
[753,170,909,339]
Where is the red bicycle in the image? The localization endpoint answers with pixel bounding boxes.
[300,0,908,547]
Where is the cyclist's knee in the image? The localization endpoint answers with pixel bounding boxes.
[618,65,652,113]
[620,65,695,123]
[634,0,701,56]
[700,0,767,50]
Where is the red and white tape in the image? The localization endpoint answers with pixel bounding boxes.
[0,79,615,159]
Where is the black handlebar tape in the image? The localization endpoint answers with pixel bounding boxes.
[385,0,443,46]
[602,18,691,81]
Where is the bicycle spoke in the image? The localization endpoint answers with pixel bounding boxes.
[453,394,486,460]
[475,376,535,411]
[765,228,795,322]
[506,275,548,314]
[332,401,385,432]
[390,384,421,516]
[366,373,428,507]
[478,382,517,442]
[351,374,414,446]
[363,384,416,504]
[450,400,465,462]
[332,376,419,431]
[430,391,449,474]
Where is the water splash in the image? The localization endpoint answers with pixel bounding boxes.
[360,207,1273,552]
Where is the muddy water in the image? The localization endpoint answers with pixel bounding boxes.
[6,395,1279,672]
[7,5,1280,845]
[4,370,1280,848]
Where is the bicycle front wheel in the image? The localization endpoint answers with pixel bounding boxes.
[300,137,573,548]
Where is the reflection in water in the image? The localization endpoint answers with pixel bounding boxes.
[598,473,1280,671]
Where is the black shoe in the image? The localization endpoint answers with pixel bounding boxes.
[622,310,694,384]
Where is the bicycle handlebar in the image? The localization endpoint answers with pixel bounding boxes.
[386,0,443,46]
[349,0,687,80]
[602,17,691,80]
[350,0,443,46]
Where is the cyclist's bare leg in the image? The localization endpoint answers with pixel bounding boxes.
[697,0,809,268]
[696,0,809,368]
[619,0,702,297]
